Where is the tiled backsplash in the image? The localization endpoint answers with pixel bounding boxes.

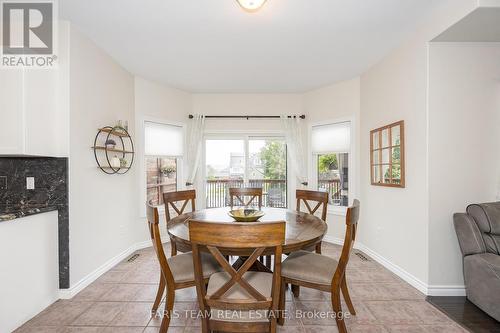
[0,157,67,207]
[0,157,69,288]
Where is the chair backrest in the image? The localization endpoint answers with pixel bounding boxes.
[296,189,329,221]
[333,199,360,285]
[189,220,285,315]
[146,201,174,286]
[229,187,263,209]
[163,189,196,222]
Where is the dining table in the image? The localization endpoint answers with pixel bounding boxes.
[167,206,328,270]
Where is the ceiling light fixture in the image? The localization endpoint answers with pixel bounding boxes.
[236,0,267,12]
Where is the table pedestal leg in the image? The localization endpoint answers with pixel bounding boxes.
[232,256,272,273]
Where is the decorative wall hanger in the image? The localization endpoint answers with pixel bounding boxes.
[370,120,405,187]
[92,126,134,175]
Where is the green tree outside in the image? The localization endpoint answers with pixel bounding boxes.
[318,154,338,173]
[384,138,401,182]
[258,141,286,180]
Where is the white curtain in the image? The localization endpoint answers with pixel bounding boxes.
[280,115,308,186]
[185,114,205,187]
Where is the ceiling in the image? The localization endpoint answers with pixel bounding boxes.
[60,0,442,93]
[433,8,500,42]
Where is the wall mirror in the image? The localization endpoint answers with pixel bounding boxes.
[370,120,405,188]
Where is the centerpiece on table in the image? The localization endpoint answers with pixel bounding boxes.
[228,207,265,222]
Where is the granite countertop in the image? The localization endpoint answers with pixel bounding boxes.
[0,205,59,222]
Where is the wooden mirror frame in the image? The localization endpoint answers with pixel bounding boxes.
[370,120,405,188]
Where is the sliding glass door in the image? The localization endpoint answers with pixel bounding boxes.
[205,136,287,208]
[205,139,245,208]
[248,138,287,207]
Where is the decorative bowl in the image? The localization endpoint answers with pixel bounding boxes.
[228,208,265,222]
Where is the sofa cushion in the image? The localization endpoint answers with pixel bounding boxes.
[467,203,500,255]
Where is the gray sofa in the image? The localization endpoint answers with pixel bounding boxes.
[454,202,500,322]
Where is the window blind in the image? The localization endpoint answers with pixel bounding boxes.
[311,121,351,154]
[144,121,184,157]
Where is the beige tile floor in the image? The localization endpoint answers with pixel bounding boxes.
[15,242,467,333]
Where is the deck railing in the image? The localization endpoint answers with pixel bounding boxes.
[205,178,342,208]
[206,179,287,208]
[318,179,342,205]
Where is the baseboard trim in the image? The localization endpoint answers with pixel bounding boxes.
[323,235,465,296]
[135,240,153,251]
[322,235,345,246]
[354,242,429,295]
[427,285,466,296]
[59,240,153,299]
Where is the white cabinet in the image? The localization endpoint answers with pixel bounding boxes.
[0,70,24,154]
[0,211,59,332]
[0,68,67,157]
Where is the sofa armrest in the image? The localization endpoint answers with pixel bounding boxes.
[454,213,486,256]
[463,253,500,321]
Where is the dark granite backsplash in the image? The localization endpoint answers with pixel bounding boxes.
[0,157,69,288]
[0,157,67,206]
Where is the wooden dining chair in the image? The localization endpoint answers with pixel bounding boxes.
[163,189,196,256]
[146,201,222,333]
[229,187,269,267]
[296,189,329,254]
[229,187,263,209]
[278,199,360,333]
[190,220,286,333]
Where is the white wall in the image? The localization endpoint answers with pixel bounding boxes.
[0,212,59,333]
[428,43,500,289]
[68,26,137,286]
[359,0,477,291]
[135,77,192,123]
[304,78,360,123]
[304,78,361,240]
[193,93,303,132]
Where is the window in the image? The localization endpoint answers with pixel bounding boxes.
[146,157,177,205]
[144,121,184,205]
[370,120,405,187]
[317,153,348,206]
[312,121,351,207]
[205,137,287,208]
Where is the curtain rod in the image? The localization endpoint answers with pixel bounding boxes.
[188,115,306,120]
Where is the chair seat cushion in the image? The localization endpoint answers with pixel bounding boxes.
[207,271,272,322]
[282,250,338,285]
[168,252,220,284]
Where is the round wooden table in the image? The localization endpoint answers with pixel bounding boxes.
[167,207,328,256]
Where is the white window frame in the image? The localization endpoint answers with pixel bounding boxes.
[201,130,291,209]
[309,116,357,216]
[138,116,186,216]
